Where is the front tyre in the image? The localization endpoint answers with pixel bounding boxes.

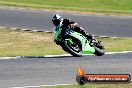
[94,42,105,56]
[63,37,82,57]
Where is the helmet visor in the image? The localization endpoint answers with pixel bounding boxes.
[52,19,60,26]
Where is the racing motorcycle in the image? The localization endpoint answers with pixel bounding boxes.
[54,25,105,57]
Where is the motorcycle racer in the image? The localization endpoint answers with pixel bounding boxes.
[52,14,96,45]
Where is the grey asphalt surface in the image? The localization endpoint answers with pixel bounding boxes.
[0,8,132,37]
[0,52,132,88]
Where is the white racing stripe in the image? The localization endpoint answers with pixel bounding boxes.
[0,51,132,59]
[0,57,19,60]
[10,83,76,88]
[10,80,132,88]
[44,51,132,57]
[105,51,132,54]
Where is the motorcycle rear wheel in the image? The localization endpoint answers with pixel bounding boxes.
[63,36,82,57]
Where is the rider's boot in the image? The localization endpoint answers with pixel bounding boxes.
[86,34,97,46]
[87,34,95,42]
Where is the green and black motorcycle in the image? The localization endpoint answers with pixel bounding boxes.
[54,25,105,57]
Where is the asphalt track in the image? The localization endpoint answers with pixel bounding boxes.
[0,7,132,37]
[0,52,132,88]
[0,8,132,88]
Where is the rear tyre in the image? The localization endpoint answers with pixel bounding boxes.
[63,36,82,57]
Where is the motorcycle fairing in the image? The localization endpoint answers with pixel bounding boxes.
[65,31,95,54]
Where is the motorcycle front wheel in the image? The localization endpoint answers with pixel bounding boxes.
[93,42,105,56]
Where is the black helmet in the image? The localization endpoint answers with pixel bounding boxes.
[52,14,63,26]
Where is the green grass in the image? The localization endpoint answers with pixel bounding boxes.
[0,0,132,14]
[0,28,132,57]
[0,28,65,57]
[97,37,132,52]
[40,83,132,88]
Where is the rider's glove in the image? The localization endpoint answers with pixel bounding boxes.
[68,23,78,29]
[68,24,75,29]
